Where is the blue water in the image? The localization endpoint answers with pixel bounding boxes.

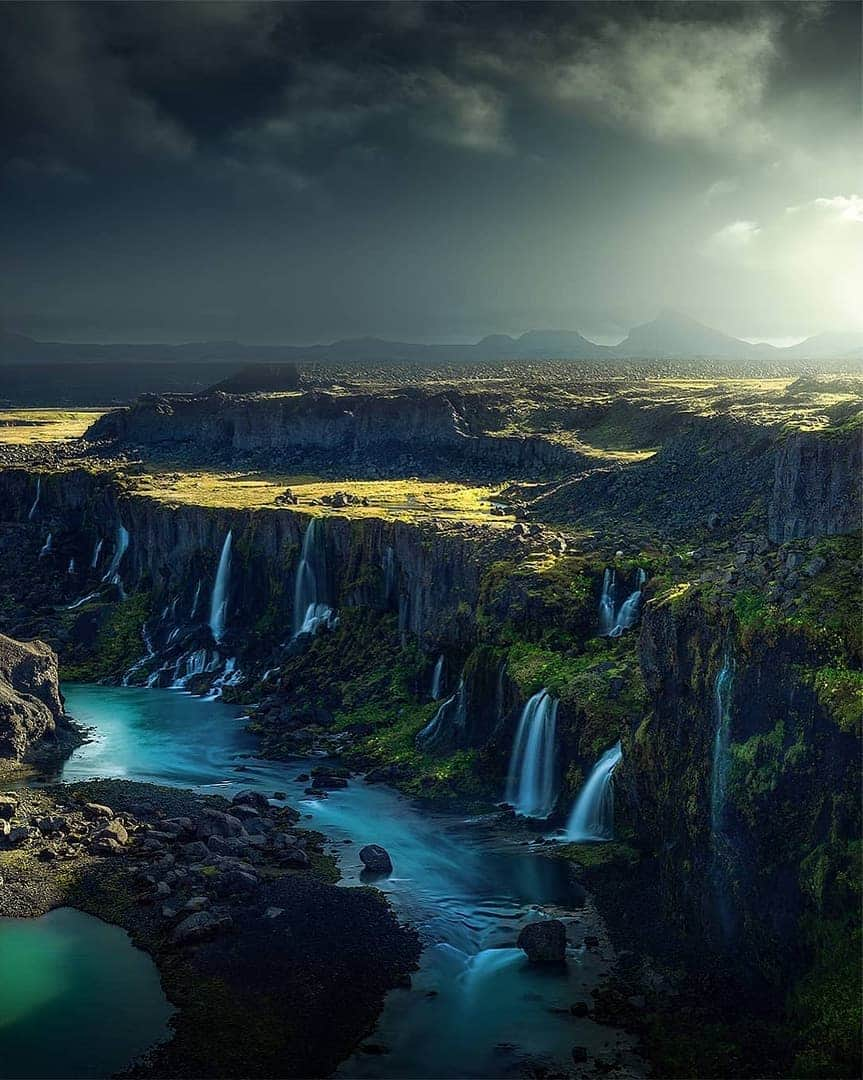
[54,684,641,1078]
[0,907,172,1080]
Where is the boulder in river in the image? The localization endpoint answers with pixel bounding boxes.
[517,919,567,965]
[359,844,393,875]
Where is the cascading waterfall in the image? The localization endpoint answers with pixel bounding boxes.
[67,590,100,610]
[28,477,41,521]
[599,568,647,637]
[430,654,445,699]
[598,568,616,635]
[293,518,334,637]
[90,538,103,569]
[417,679,467,750]
[170,649,221,689]
[122,625,157,686]
[566,741,623,841]
[101,524,130,589]
[504,689,559,819]
[67,558,75,574]
[209,530,233,644]
[39,532,53,557]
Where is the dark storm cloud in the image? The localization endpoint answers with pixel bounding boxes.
[0,1,859,343]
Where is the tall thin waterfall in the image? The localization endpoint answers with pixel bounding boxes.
[90,538,104,569]
[209,530,233,644]
[598,569,616,635]
[599,568,647,637]
[39,532,53,557]
[383,545,397,603]
[566,741,623,840]
[430,654,445,699]
[505,689,559,819]
[28,477,41,521]
[101,524,130,584]
[711,650,735,839]
[67,558,76,574]
[417,679,467,751]
[190,580,202,620]
[293,518,333,636]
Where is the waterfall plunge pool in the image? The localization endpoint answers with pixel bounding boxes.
[43,683,642,1079]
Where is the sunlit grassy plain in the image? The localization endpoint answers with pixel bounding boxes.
[0,409,105,444]
[125,470,515,524]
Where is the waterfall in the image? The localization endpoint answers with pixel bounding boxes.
[711,650,735,840]
[67,558,75,574]
[598,569,616,635]
[710,647,737,941]
[170,648,220,689]
[293,518,334,637]
[566,741,623,841]
[101,524,130,585]
[417,679,467,751]
[383,545,397,603]
[28,477,41,520]
[122,625,156,686]
[39,532,53,557]
[90,538,103,569]
[209,530,233,644]
[600,568,647,637]
[504,689,559,818]
[67,590,100,610]
[495,661,507,724]
[190,580,202,620]
[430,654,445,699]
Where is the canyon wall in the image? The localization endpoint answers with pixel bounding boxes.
[85,390,586,476]
[768,428,862,541]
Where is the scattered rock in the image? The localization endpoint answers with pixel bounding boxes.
[171,909,233,945]
[232,790,271,813]
[517,920,567,965]
[198,807,245,838]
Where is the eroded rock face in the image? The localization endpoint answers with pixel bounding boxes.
[84,389,585,477]
[768,429,862,541]
[0,633,65,759]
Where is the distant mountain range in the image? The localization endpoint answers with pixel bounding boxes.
[2,311,862,365]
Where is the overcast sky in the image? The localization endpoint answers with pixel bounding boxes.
[1,0,860,345]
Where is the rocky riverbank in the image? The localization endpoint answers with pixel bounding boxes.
[0,778,420,1078]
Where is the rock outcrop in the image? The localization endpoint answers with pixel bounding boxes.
[84,389,586,477]
[768,428,862,541]
[0,632,65,759]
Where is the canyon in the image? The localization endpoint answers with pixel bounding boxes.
[0,369,859,1079]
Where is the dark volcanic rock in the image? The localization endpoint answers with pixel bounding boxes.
[0,633,66,759]
[359,844,393,875]
[768,428,862,541]
[517,919,567,964]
